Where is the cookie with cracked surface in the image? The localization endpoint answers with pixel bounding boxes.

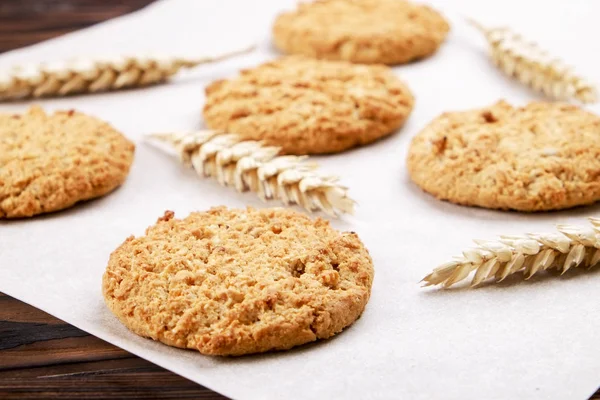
[272,0,449,65]
[202,56,414,155]
[0,106,134,218]
[102,207,374,356]
[407,101,600,211]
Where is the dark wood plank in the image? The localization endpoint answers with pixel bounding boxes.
[0,335,129,369]
[0,0,154,53]
[0,294,65,324]
[0,293,228,399]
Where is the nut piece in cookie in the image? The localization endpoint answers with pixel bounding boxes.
[272,0,450,65]
[407,101,600,211]
[0,106,134,218]
[102,207,374,356]
[203,56,414,155]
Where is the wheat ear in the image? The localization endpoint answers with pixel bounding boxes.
[0,45,254,101]
[422,218,600,288]
[146,131,355,217]
[468,19,597,104]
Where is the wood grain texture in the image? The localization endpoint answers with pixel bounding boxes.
[0,293,228,400]
[0,0,154,53]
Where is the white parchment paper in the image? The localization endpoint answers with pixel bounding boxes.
[2,1,600,399]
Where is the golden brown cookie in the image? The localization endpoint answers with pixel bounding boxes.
[407,101,600,211]
[272,0,449,65]
[102,207,374,356]
[0,106,134,218]
[203,56,414,155]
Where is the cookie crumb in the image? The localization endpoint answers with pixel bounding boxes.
[482,110,497,123]
[432,136,447,154]
[158,210,175,223]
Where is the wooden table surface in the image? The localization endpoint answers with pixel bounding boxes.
[0,1,599,399]
[0,294,227,400]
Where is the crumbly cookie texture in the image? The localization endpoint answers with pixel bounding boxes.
[272,0,449,65]
[102,207,374,356]
[203,56,414,155]
[407,101,600,211]
[0,106,134,218]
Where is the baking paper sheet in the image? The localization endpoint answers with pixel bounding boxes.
[2,1,600,398]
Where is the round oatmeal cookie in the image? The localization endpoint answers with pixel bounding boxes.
[272,0,449,65]
[407,101,600,211]
[202,56,414,155]
[102,207,374,356]
[0,106,134,218]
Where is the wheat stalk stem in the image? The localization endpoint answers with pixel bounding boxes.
[146,131,355,217]
[0,45,255,101]
[422,218,600,288]
[468,19,597,104]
